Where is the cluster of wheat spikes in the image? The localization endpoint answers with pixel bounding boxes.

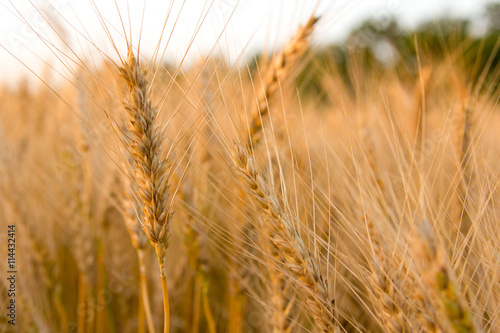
[1,3,500,333]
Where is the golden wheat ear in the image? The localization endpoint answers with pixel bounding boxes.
[118,45,174,333]
[247,15,319,146]
[232,142,337,332]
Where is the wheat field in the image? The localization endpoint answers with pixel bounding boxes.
[0,2,499,333]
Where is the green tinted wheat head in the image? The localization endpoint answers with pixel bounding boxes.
[414,219,477,333]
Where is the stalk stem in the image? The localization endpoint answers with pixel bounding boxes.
[138,249,156,333]
[202,290,216,333]
[192,275,201,333]
[138,294,145,333]
[156,248,170,333]
[77,273,86,333]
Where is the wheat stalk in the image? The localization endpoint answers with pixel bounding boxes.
[122,188,156,333]
[118,46,174,333]
[232,142,336,332]
[179,180,216,333]
[237,15,319,329]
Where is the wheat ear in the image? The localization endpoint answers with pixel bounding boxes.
[232,143,336,332]
[247,15,319,146]
[118,46,174,333]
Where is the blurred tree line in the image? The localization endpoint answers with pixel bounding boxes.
[297,3,500,98]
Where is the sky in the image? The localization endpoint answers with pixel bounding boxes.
[0,0,498,84]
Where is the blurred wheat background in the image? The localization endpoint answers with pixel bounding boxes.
[0,1,499,332]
